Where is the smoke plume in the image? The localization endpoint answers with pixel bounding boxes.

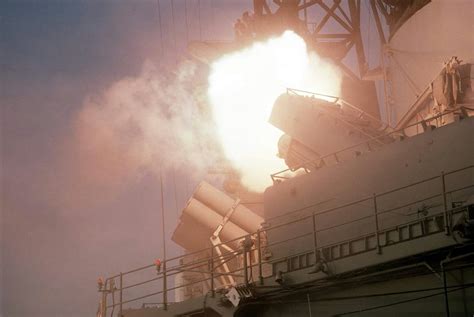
[74,61,222,193]
[73,32,342,195]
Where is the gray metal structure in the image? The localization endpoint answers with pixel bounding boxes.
[95,1,474,316]
[96,115,474,317]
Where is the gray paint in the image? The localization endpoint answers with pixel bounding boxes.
[264,117,474,261]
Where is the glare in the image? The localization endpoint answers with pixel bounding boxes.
[208,31,341,192]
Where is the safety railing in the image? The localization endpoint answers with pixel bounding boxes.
[270,105,471,181]
[97,164,474,317]
[267,165,473,269]
[286,87,388,127]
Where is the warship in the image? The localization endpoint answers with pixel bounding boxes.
[95,1,474,316]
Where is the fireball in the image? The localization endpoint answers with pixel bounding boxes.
[208,31,341,192]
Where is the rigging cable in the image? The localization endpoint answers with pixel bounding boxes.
[334,283,474,316]
[265,282,474,303]
[251,261,474,301]
[171,0,178,64]
[236,282,474,316]
[198,0,202,40]
[365,0,371,66]
[211,0,216,37]
[184,0,189,44]
[156,0,165,57]
[173,170,179,217]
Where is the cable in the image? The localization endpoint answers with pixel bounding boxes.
[198,0,202,40]
[184,0,189,44]
[333,284,474,316]
[173,170,179,217]
[366,0,371,66]
[234,283,474,317]
[236,282,474,316]
[171,0,178,64]
[252,260,474,302]
[156,0,165,56]
[251,282,474,304]
[391,53,422,96]
[211,0,216,38]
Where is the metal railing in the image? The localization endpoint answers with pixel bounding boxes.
[286,88,388,127]
[97,163,473,316]
[271,105,470,181]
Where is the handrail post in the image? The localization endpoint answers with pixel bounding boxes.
[312,213,319,263]
[163,261,168,310]
[119,273,123,317]
[101,280,108,317]
[441,171,450,235]
[441,262,451,317]
[210,246,215,297]
[243,236,249,286]
[373,194,382,254]
[257,229,264,285]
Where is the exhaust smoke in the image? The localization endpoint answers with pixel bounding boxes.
[74,61,222,191]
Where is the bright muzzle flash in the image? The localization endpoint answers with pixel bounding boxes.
[208,31,341,192]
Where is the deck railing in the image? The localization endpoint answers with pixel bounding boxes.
[97,162,474,316]
[270,105,470,180]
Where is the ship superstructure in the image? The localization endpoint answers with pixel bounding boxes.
[95,1,474,316]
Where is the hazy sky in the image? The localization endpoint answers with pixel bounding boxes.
[1,1,250,316]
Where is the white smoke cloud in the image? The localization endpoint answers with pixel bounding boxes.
[74,61,223,190]
[73,32,342,195]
